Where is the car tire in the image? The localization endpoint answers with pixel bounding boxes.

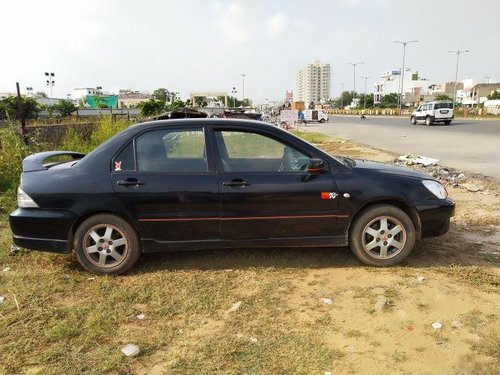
[74,214,141,275]
[410,116,417,125]
[444,120,451,125]
[425,116,433,126]
[349,204,416,266]
[319,119,326,124]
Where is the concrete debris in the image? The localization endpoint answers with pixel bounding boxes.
[432,322,443,330]
[324,372,333,375]
[394,156,475,188]
[10,245,21,254]
[229,301,242,312]
[136,314,145,320]
[63,274,71,280]
[225,269,233,272]
[121,344,140,357]
[249,337,258,343]
[398,154,439,166]
[460,182,485,192]
[87,277,95,281]
[416,276,426,283]
[0,296,4,305]
[236,333,244,339]
[3,267,11,272]
[319,298,333,305]
[374,296,388,312]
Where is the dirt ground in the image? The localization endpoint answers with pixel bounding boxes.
[1,133,499,375]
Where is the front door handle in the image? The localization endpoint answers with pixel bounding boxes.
[117,178,144,186]
[223,179,250,187]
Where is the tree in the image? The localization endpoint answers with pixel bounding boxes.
[487,90,500,100]
[335,91,354,108]
[35,91,47,98]
[435,94,452,101]
[194,96,208,107]
[53,100,77,117]
[356,93,374,108]
[152,88,169,102]
[380,93,398,108]
[137,98,165,116]
[0,96,40,120]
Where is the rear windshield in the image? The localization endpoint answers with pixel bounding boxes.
[434,102,452,109]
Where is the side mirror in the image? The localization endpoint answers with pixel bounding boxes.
[307,158,324,173]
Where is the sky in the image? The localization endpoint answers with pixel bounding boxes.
[1,0,499,102]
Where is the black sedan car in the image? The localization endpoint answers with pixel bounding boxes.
[10,119,454,274]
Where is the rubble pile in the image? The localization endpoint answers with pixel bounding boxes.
[394,154,470,188]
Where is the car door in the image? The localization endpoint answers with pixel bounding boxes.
[111,126,220,246]
[416,105,424,121]
[210,126,342,240]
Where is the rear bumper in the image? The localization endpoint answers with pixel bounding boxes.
[9,208,77,253]
[417,199,455,238]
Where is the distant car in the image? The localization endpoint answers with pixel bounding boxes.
[411,101,454,125]
[10,119,454,274]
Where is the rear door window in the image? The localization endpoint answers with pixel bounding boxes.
[136,129,208,172]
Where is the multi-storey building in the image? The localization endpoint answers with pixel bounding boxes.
[295,60,331,104]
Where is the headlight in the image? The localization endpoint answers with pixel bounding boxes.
[17,187,39,208]
[422,180,447,199]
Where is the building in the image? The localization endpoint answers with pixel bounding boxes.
[118,92,151,108]
[461,82,500,106]
[373,69,432,105]
[72,88,99,101]
[295,60,331,105]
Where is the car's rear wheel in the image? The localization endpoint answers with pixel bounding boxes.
[410,116,417,125]
[74,214,141,275]
[444,120,451,125]
[349,205,416,266]
[319,118,326,123]
[425,116,433,126]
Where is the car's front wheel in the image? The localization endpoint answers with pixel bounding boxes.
[425,116,433,126]
[410,116,417,125]
[349,205,416,266]
[74,214,141,275]
[444,120,451,125]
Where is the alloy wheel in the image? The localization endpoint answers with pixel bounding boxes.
[361,216,407,259]
[83,224,129,268]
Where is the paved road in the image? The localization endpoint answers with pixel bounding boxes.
[308,115,500,180]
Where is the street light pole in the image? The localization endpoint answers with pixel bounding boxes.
[361,76,370,109]
[241,74,246,103]
[339,82,345,109]
[45,72,55,100]
[347,62,364,98]
[231,86,237,107]
[448,49,470,110]
[394,40,418,113]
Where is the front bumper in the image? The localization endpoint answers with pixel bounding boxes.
[416,199,455,238]
[9,208,78,253]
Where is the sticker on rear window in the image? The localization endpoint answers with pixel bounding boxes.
[114,161,122,171]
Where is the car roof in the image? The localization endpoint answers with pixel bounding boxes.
[126,118,276,134]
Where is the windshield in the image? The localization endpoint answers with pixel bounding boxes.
[434,102,452,109]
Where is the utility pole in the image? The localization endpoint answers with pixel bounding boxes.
[393,40,418,113]
[448,49,470,110]
[241,73,246,103]
[347,62,364,98]
[361,76,370,109]
[16,82,28,144]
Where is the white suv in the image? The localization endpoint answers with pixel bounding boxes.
[410,101,454,126]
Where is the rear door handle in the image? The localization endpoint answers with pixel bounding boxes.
[117,178,144,186]
[223,179,250,187]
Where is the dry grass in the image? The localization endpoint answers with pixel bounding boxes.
[1,130,499,374]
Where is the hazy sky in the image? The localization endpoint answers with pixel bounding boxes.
[1,0,499,101]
